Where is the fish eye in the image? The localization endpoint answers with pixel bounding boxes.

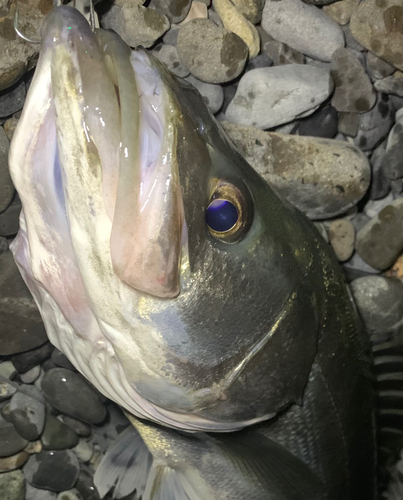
[206,181,252,243]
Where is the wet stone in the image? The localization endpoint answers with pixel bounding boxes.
[225,65,332,129]
[9,391,46,441]
[350,276,403,342]
[75,469,101,500]
[0,195,21,236]
[370,140,391,200]
[12,342,54,374]
[51,349,76,371]
[0,415,29,457]
[261,0,345,62]
[61,416,91,438]
[375,71,403,97]
[24,450,80,492]
[41,368,107,425]
[356,198,403,270]
[0,80,25,118]
[185,75,224,114]
[56,489,82,500]
[153,44,190,78]
[263,40,305,66]
[0,251,48,356]
[25,483,57,500]
[0,469,25,500]
[0,380,17,402]
[367,52,396,80]
[177,18,248,84]
[72,439,93,463]
[330,48,376,113]
[338,111,360,136]
[350,0,403,71]
[20,365,42,384]
[150,0,192,23]
[0,450,29,472]
[328,219,355,261]
[298,105,338,138]
[41,415,79,451]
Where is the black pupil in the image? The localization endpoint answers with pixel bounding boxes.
[206,199,238,233]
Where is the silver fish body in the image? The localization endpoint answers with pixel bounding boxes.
[9,6,376,499]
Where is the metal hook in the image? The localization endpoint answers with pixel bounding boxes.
[14,4,41,44]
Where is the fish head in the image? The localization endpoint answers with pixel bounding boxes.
[10,6,328,431]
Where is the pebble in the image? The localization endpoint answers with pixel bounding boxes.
[9,391,46,441]
[354,93,395,151]
[322,0,359,26]
[367,52,396,80]
[213,0,260,58]
[3,116,19,141]
[56,489,82,500]
[153,44,190,78]
[364,192,394,218]
[338,111,360,136]
[179,1,208,23]
[263,40,305,66]
[61,416,91,438]
[0,194,21,236]
[350,0,403,71]
[230,0,265,24]
[370,140,391,199]
[75,469,101,500]
[41,415,79,451]
[0,80,26,118]
[20,365,42,384]
[185,75,224,114]
[0,360,17,380]
[101,0,170,48]
[328,219,355,261]
[244,52,273,71]
[162,26,179,45]
[0,251,48,356]
[221,121,370,219]
[297,104,338,138]
[41,368,107,425]
[12,342,55,374]
[25,483,57,500]
[381,121,403,180]
[0,469,25,500]
[0,380,17,402]
[261,0,345,62]
[0,235,8,253]
[356,198,403,270]
[51,350,76,371]
[343,252,382,280]
[0,450,29,472]
[330,48,376,113]
[24,450,80,492]
[350,276,403,342]
[72,439,93,463]
[24,441,42,455]
[177,19,248,83]
[0,415,29,457]
[0,126,14,213]
[150,0,192,23]
[225,64,332,129]
[375,71,403,97]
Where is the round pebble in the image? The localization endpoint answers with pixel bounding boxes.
[0,380,17,402]
[12,342,54,374]
[328,219,355,261]
[151,0,192,23]
[0,80,26,118]
[9,391,46,441]
[75,469,101,500]
[72,439,93,463]
[0,415,29,457]
[0,469,25,500]
[61,416,91,438]
[370,140,391,200]
[153,44,190,78]
[185,75,224,114]
[263,40,305,66]
[41,415,79,451]
[381,121,403,180]
[20,365,42,384]
[338,111,360,136]
[0,450,29,472]
[298,105,338,138]
[322,0,359,26]
[366,52,396,80]
[25,483,57,500]
[50,349,76,371]
[56,489,82,500]
[41,368,107,425]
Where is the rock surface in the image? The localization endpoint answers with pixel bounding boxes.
[150,0,192,23]
[185,75,224,114]
[9,391,46,441]
[0,469,25,500]
[0,125,13,213]
[328,219,355,261]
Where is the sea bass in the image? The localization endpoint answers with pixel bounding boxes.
[9,5,375,499]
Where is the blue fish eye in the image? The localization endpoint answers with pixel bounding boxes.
[206,199,239,233]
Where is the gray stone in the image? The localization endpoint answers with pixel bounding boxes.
[3,116,19,141]
[0,360,17,380]
[153,44,190,78]
[0,80,25,118]
[230,0,265,24]
[51,349,76,371]
[322,0,359,26]
[375,71,403,97]
[177,19,248,84]
[61,416,91,438]
[391,95,403,110]
[328,219,355,261]
[221,121,370,219]
[9,391,45,441]
[185,75,224,114]
[391,178,403,195]
[263,40,305,66]
[350,276,403,342]
[367,52,396,80]
[0,126,14,213]
[0,450,29,472]
[20,365,42,384]
[343,252,382,280]
[24,450,80,492]
[0,469,25,500]
[75,469,101,500]
[225,65,332,129]
[0,235,8,253]
[244,52,273,71]
[330,48,376,113]
[364,193,394,218]
[41,368,107,425]
[72,439,93,463]
[298,105,338,138]
[338,111,360,137]
[101,0,170,48]
[0,251,48,356]
[56,489,82,500]
[0,195,21,236]
[150,0,192,23]
[26,483,57,500]
[356,198,403,270]
[381,117,403,180]
[41,415,79,451]
[0,415,28,457]
[343,24,365,52]
[12,342,54,374]
[162,26,179,45]
[0,380,17,402]
[354,93,395,151]
[261,0,345,62]
[369,140,391,200]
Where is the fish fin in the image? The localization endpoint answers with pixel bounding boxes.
[142,463,197,500]
[214,430,324,500]
[93,426,153,499]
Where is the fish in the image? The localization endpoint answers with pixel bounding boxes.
[9,4,376,499]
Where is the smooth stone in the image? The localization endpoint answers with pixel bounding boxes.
[12,342,54,374]
[50,350,76,371]
[375,71,403,97]
[328,219,355,261]
[263,40,305,66]
[370,140,391,200]
[0,380,17,402]
[330,48,376,113]
[0,80,25,118]
[381,122,403,180]
[364,193,395,218]
[354,93,395,151]
[3,116,19,141]
[221,83,238,114]
[24,441,42,455]
[0,126,14,213]
[367,52,396,80]
[213,0,260,58]
[391,179,403,195]
[24,450,80,492]
[230,0,265,24]
[150,0,192,23]
[75,469,101,500]
[244,52,273,71]
[0,235,8,253]
[322,0,359,26]
[162,26,179,45]
[261,0,345,62]
[298,104,338,138]
[177,19,248,83]
[338,111,360,136]
[208,8,224,27]
[41,415,79,451]
[20,365,42,384]
[61,416,91,438]
[41,368,107,425]
[101,0,170,48]
[221,121,370,219]
[343,252,382,280]
[356,198,403,270]
[0,450,29,472]
[225,65,332,129]
[350,0,403,71]
[56,489,82,500]
[153,44,190,77]
[0,470,25,500]
[9,391,46,441]
[350,276,403,342]
[72,439,93,463]
[0,251,48,356]
[178,1,208,23]
[343,24,365,52]
[26,483,57,500]
[0,195,21,236]
[0,360,17,380]
[314,222,329,242]
[0,415,28,457]
[391,95,403,110]
[185,75,224,114]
